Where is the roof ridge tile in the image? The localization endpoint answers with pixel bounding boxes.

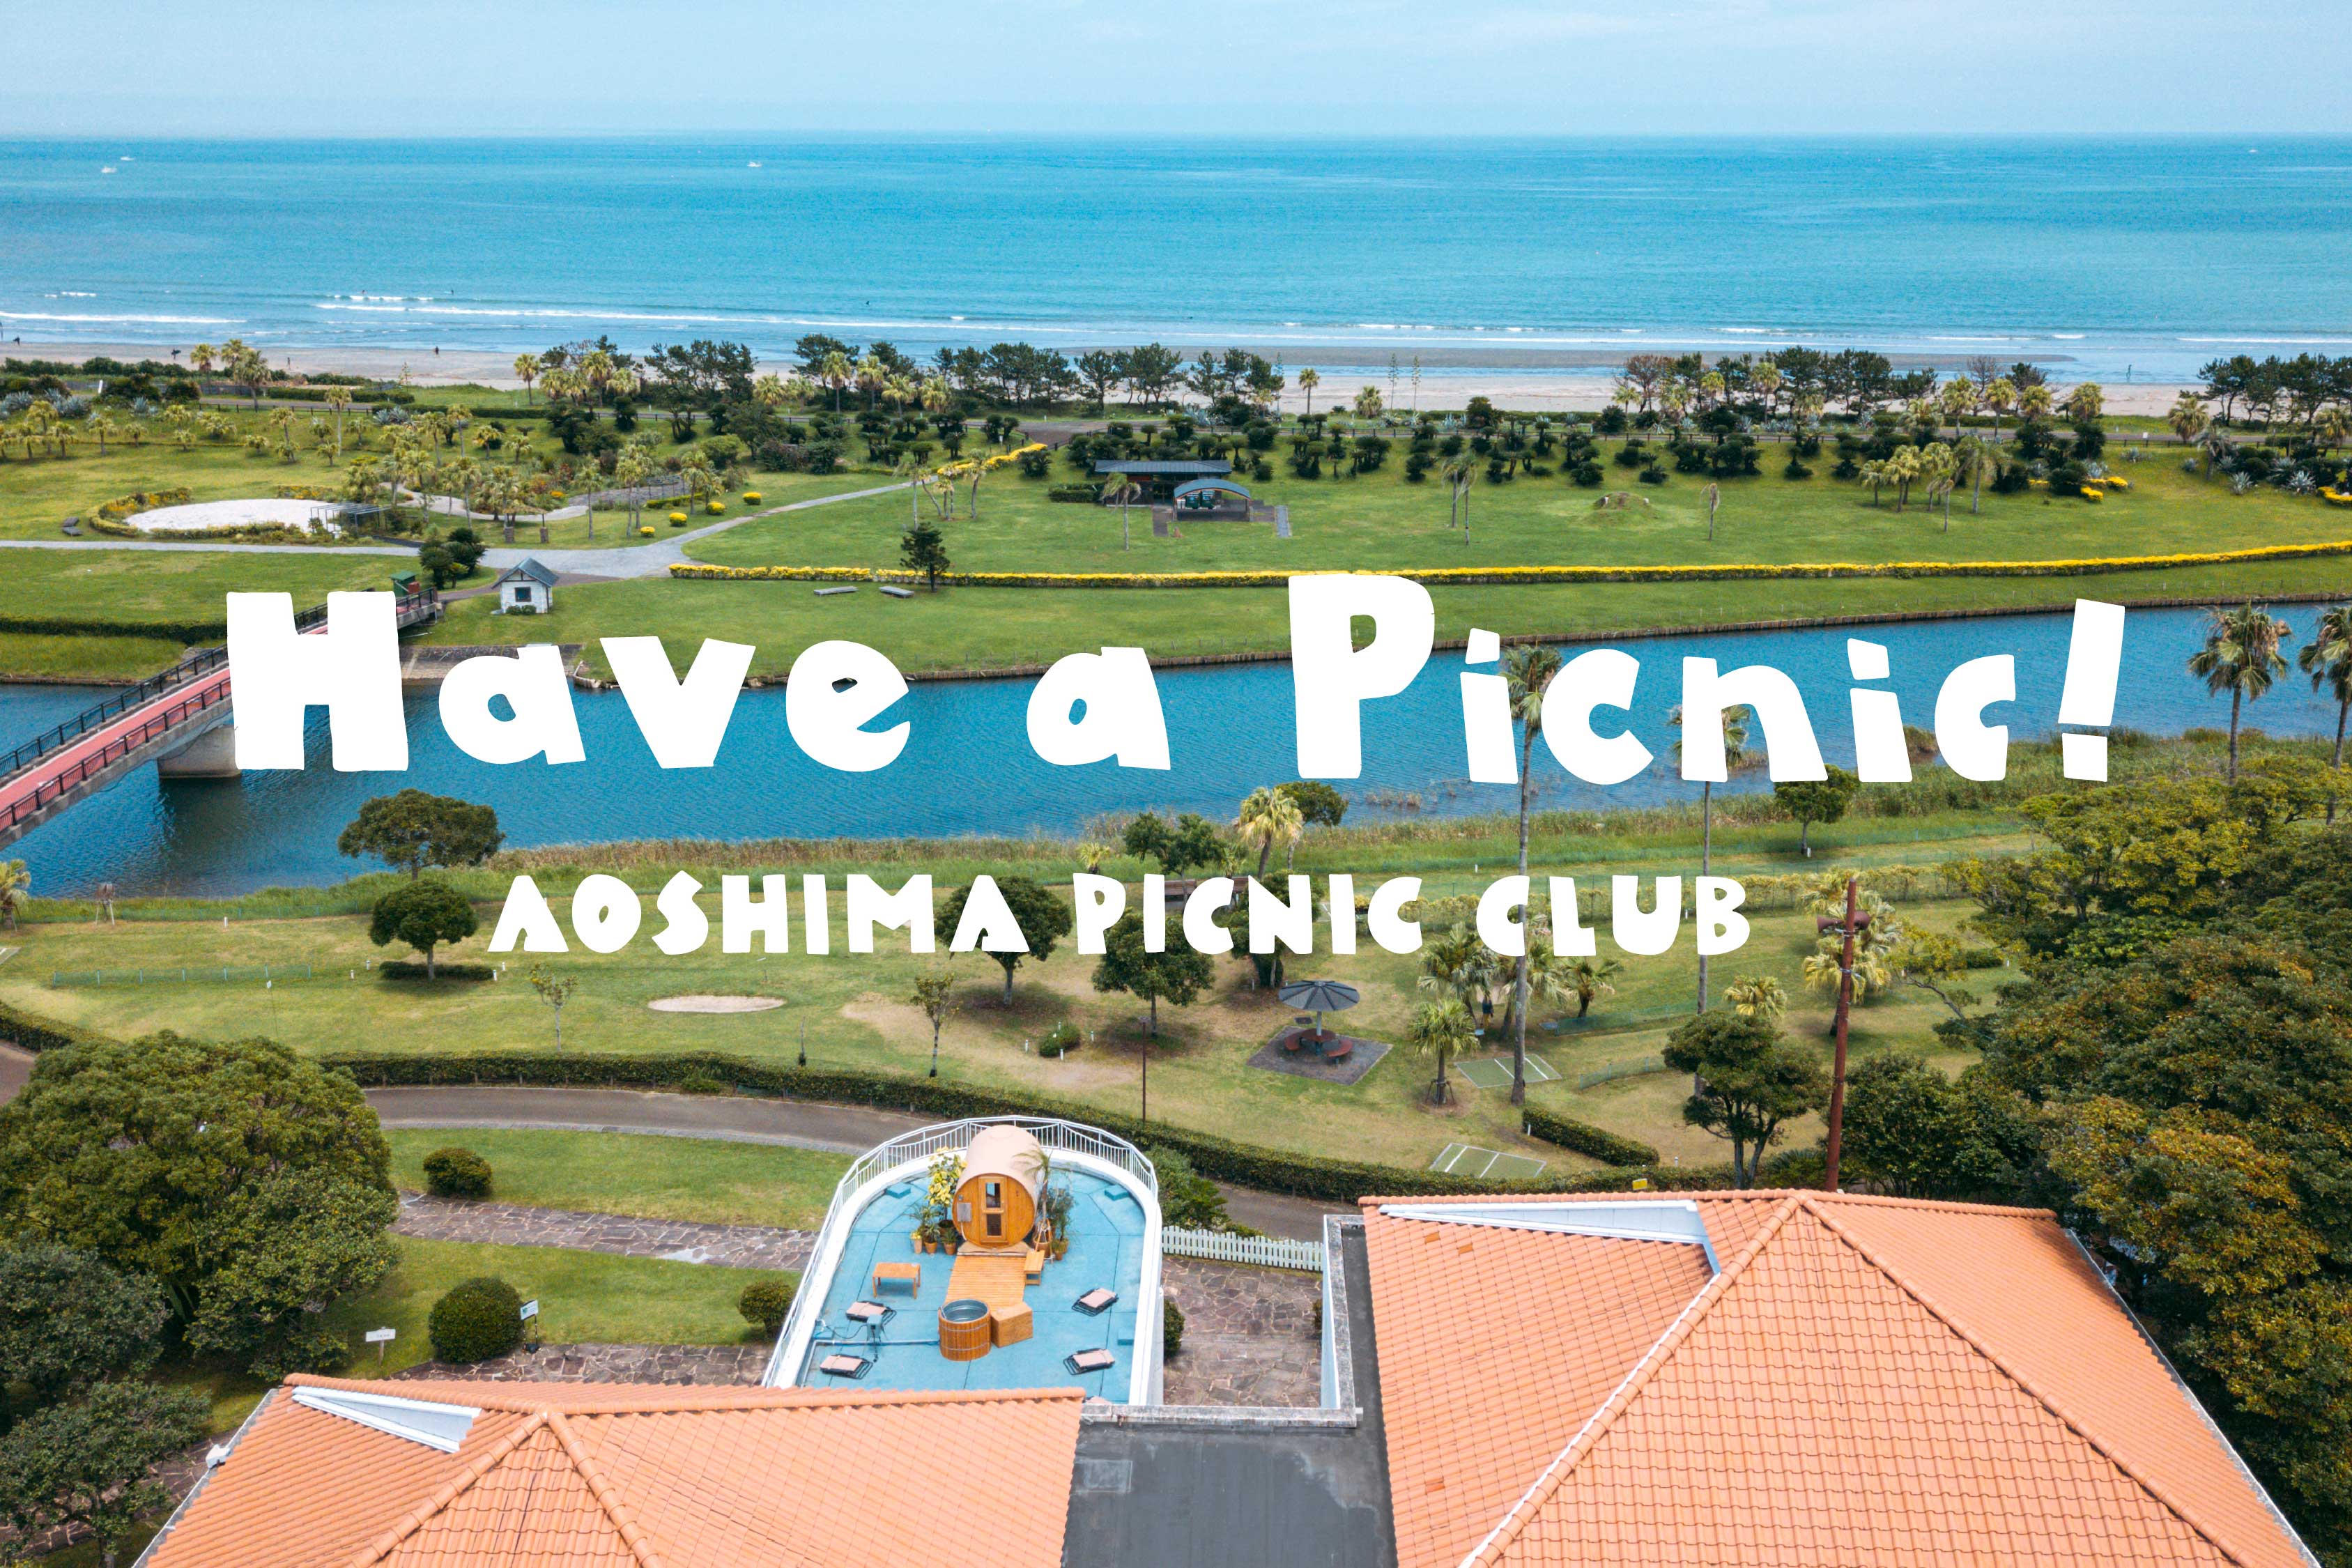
[1454,1194,1808,1568]
[345,1411,549,1568]
[544,1410,669,1568]
[1797,1193,2260,1568]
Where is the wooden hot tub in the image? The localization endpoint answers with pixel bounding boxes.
[939,1297,992,1362]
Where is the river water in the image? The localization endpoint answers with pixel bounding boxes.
[3,605,2344,896]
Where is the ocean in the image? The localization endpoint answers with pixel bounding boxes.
[3,136,2351,384]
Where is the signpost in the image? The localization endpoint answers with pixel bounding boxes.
[520,1299,540,1353]
[365,1326,396,1363]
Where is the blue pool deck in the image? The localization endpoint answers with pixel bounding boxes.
[797,1166,1150,1401]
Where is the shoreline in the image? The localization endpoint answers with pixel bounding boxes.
[7,337,2204,416]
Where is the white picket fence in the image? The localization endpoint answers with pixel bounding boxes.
[1163,1226,1324,1273]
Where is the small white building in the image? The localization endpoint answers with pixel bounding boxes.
[493,558,557,615]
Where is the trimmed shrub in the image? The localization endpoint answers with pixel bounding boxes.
[428,1276,523,1364]
[739,1277,796,1335]
[675,1074,728,1096]
[378,960,494,982]
[1038,1022,1082,1059]
[422,1146,493,1199]
[1163,1297,1185,1356]
[1522,1108,1660,1168]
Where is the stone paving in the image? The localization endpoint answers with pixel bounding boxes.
[394,1192,816,1269]
[1160,1256,1325,1408]
[392,1342,774,1387]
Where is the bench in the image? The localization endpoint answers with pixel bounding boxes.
[878,585,915,599]
[814,585,857,597]
[871,1261,921,1297]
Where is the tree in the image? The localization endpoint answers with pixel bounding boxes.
[1417,922,1505,1036]
[1501,644,1564,1102]
[1670,702,1752,1008]
[1661,1010,1829,1187]
[1838,1053,2034,1200]
[1091,912,1213,1038]
[909,971,957,1077]
[1952,433,1997,516]
[939,877,1073,1002]
[221,338,269,408]
[527,963,577,1050]
[1774,764,1861,857]
[1721,974,1785,1020]
[0,859,26,932]
[1075,350,1124,414]
[900,516,949,590]
[323,385,353,463]
[0,1381,208,1568]
[337,790,502,879]
[514,353,541,403]
[0,1033,397,1377]
[1409,999,1475,1106]
[2300,605,2352,820]
[1275,781,1346,827]
[369,879,477,978]
[1297,367,1320,418]
[0,1245,168,1420]
[1119,812,1224,877]
[2188,604,2292,781]
[1567,955,1622,1018]
[2169,392,2211,446]
[1233,786,1303,879]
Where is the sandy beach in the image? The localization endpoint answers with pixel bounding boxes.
[8,338,2201,417]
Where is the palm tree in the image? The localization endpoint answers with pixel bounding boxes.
[1101,472,1142,551]
[1418,923,1503,1046]
[1441,453,1475,532]
[1670,702,1752,1015]
[1882,444,1923,513]
[1917,443,1957,528]
[2188,604,2292,781]
[190,342,217,376]
[2062,382,2105,423]
[1701,481,1721,541]
[1939,378,1980,441]
[0,859,28,931]
[1502,643,1563,1105]
[1565,955,1620,1018]
[87,412,118,455]
[1984,377,2016,445]
[1723,974,1787,1020]
[1234,787,1303,879]
[2300,605,2352,821]
[1856,456,1890,507]
[2168,392,2211,446]
[323,386,353,463]
[1298,367,1320,419]
[815,350,854,413]
[611,445,654,537]
[1408,999,1475,1106]
[514,353,541,403]
[854,353,886,410]
[1953,435,1997,516]
[2017,383,2054,422]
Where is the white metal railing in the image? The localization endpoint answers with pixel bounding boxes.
[1164,1227,1325,1273]
[764,1115,1159,1388]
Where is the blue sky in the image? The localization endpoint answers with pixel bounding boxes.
[10,0,2351,137]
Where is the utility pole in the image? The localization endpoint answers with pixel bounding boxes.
[1817,875,1870,1192]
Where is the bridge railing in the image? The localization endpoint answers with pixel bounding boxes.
[0,648,227,787]
[0,679,233,835]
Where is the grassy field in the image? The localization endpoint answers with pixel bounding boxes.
[384,1128,850,1229]
[0,406,873,546]
[0,630,192,682]
[3,868,1983,1176]
[689,438,2347,574]
[422,554,2352,682]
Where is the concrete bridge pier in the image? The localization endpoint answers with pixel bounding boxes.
[155,724,240,779]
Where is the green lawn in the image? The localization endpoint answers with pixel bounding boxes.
[0,548,401,634]
[689,439,2347,574]
[385,1128,850,1229]
[422,555,2352,682]
[3,870,1984,1176]
[0,631,190,681]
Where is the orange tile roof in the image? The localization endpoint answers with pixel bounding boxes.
[1360,1190,2315,1568]
[143,1379,1085,1568]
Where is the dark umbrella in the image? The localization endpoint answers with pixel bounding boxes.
[1277,979,1360,1040]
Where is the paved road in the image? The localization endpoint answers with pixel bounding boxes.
[0,1052,1338,1238]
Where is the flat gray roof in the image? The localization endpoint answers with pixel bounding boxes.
[1061,1224,1395,1568]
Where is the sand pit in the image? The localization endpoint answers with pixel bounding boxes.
[647,994,785,1015]
[122,497,351,535]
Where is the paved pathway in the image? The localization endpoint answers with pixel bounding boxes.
[394,1192,815,1270]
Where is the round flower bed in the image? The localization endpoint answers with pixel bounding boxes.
[743,491,762,504]
[668,510,689,524]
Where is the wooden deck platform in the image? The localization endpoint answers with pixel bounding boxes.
[945,1253,1030,1310]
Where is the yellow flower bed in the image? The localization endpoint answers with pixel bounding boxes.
[93,486,196,522]
[2080,486,2105,502]
[743,491,762,504]
[2101,475,2131,489]
[666,537,2352,592]
[639,525,656,537]
[2324,489,2352,507]
[668,511,689,525]
[706,500,725,515]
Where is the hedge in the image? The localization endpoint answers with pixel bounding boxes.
[668,537,2352,592]
[1521,1107,1661,1167]
[320,1050,1725,1204]
[0,998,110,1055]
[0,613,227,643]
[378,960,495,982]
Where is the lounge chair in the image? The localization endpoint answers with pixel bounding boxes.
[1065,1348,1116,1375]
[1074,1288,1119,1316]
[845,1300,896,1326]
[816,1353,871,1380]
